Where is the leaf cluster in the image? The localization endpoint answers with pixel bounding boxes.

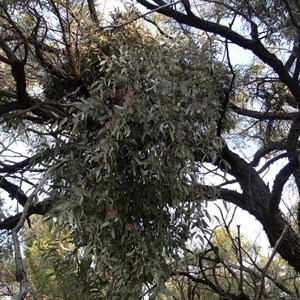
[40,23,230,297]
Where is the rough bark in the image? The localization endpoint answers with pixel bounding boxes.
[221,146,300,272]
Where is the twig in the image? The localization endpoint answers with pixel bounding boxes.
[237,225,243,293]
[100,0,182,30]
[143,16,174,39]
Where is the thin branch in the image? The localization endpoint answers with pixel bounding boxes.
[237,242,294,296]
[216,38,236,136]
[13,162,62,233]
[31,17,68,79]
[257,153,287,174]
[251,141,287,167]
[268,155,300,214]
[101,0,182,30]
[49,0,79,79]
[12,228,28,300]
[255,225,289,300]
[207,0,259,39]
[0,151,46,174]
[285,43,298,71]
[143,16,174,39]
[231,104,299,121]
[237,225,243,293]
[1,5,29,65]
[175,269,228,297]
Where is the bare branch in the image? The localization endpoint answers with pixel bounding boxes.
[251,141,287,167]
[102,0,182,30]
[231,104,299,121]
[257,153,287,174]
[0,199,52,230]
[216,38,236,136]
[237,225,243,293]
[285,43,298,71]
[0,150,49,174]
[255,225,289,300]
[10,162,62,299]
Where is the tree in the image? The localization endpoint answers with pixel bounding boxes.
[1,0,300,299]
[160,224,300,300]
[136,0,300,268]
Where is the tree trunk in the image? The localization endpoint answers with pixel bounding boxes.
[222,146,300,272]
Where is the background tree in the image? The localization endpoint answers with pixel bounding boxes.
[160,224,300,300]
[1,0,300,299]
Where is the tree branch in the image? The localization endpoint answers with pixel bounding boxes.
[0,101,23,115]
[0,149,51,174]
[102,0,182,30]
[255,225,289,300]
[10,163,60,299]
[0,199,52,231]
[231,104,299,121]
[251,141,287,167]
[87,0,99,26]
[268,155,300,214]
[285,43,298,72]
[257,153,287,174]
[137,0,300,102]
[0,176,28,207]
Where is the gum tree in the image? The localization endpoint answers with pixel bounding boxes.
[1,0,300,299]
[136,0,300,269]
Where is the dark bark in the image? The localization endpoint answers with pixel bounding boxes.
[251,141,287,167]
[0,150,50,174]
[0,199,52,230]
[0,101,23,115]
[87,0,99,26]
[285,117,300,231]
[0,176,28,207]
[220,146,300,272]
[0,173,53,230]
[269,156,300,214]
